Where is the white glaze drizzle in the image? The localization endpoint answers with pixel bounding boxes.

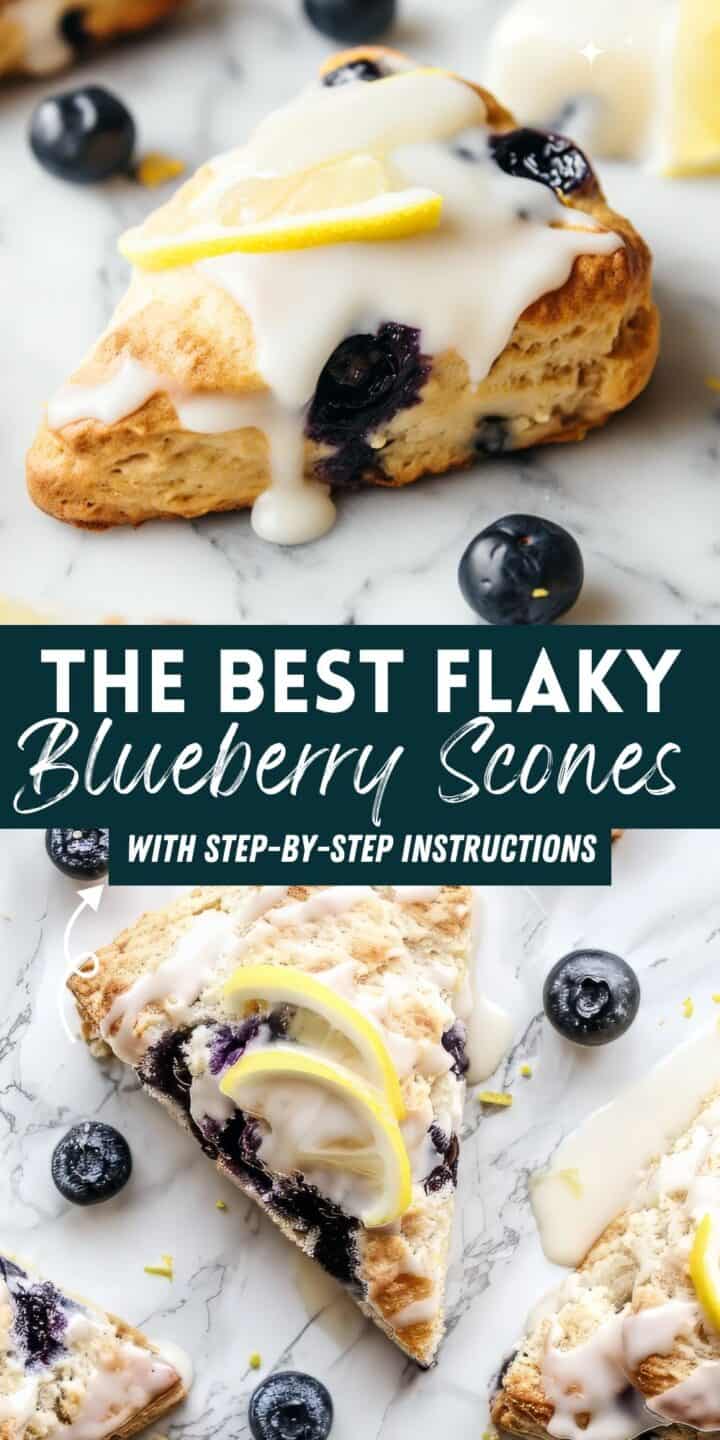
[47,68,622,546]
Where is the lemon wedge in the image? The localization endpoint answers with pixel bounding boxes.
[690,1212,720,1329]
[666,0,720,175]
[223,964,405,1120]
[219,1048,412,1228]
[119,186,441,269]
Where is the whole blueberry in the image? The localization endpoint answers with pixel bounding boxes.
[249,1373,333,1440]
[46,828,109,879]
[322,58,385,86]
[52,1122,132,1205]
[303,0,395,44]
[543,951,640,1047]
[30,86,135,182]
[490,128,594,196]
[458,513,584,625]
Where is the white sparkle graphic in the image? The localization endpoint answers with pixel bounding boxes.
[580,41,604,64]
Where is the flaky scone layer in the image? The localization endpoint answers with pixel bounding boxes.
[69,885,473,1368]
[27,62,658,529]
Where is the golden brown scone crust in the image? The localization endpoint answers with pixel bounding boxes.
[0,0,183,78]
[27,51,659,529]
[69,884,472,1368]
[492,1088,720,1438]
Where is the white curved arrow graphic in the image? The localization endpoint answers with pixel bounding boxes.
[58,883,105,1043]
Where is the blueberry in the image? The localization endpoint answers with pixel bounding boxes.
[52,1121,132,1205]
[459,513,584,625]
[58,7,90,49]
[490,128,593,196]
[307,324,429,457]
[475,416,511,457]
[249,1373,333,1440]
[322,58,385,86]
[46,828,109,879]
[303,0,395,43]
[30,86,135,182]
[8,1278,69,1369]
[543,951,641,1047]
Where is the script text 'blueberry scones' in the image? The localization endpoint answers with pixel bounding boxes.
[28,47,659,544]
[0,0,183,78]
[68,884,473,1368]
[0,1253,186,1437]
[492,1087,720,1438]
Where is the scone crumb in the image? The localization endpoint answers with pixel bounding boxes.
[249,1352,262,1370]
[520,1063,533,1078]
[144,1254,174,1280]
[682,997,694,1019]
[477,1090,512,1107]
[136,152,185,188]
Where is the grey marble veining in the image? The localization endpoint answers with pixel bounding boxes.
[2,830,720,1437]
[1,0,719,621]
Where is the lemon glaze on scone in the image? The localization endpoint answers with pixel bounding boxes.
[0,1253,186,1437]
[27,47,659,544]
[68,884,473,1368]
[492,1088,720,1440]
[0,0,182,78]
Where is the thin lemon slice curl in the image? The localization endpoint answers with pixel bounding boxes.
[665,0,720,176]
[690,1212,720,1329]
[119,187,442,269]
[223,963,405,1120]
[219,1048,412,1228]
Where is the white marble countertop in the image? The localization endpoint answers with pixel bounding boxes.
[1,0,719,623]
[3,829,720,1438]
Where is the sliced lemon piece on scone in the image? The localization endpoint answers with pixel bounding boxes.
[689,1212,720,1329]
[219,1048,412,1228]
[119,187,442,268]
[223,963,405,1119]
[665,0,720,175]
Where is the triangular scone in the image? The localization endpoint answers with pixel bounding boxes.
[0,1252,186,1438]
[27,46,658,536]
[68,885,473,1368]
[0,0,182,79]
[492,1088,720,1438]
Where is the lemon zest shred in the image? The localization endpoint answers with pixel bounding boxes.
[477,1090,513,1107]
[144,1254,174,1280]
[249,1352,262,1370]
[682,997,695,1019]
[520,1063,532,1078]
[216,1200,227,1210]
[136,152,185,189]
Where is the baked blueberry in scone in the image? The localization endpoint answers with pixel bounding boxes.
[0,1253,186,1435]
[492,1088,720,1438]
[0,0,183,79]
[68,885,473,1368]
[27,45,659,544]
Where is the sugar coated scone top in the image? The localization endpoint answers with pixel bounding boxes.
[0,1254,186,1439]
[28,47,659,542]
[492,1087,720,1440]
[69,884,473,1368]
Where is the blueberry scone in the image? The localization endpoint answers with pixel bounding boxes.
[0,1253,186,1436]
[492,1088,720,1438]
[0,0,182,78]
[28,46,659,545]
[68,884,473,1368]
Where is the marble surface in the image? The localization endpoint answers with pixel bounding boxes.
[2,829,720,1438]
[1,0,719,623]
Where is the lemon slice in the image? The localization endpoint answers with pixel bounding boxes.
[219,1048,412,1228]
[666,0,720,175]
[689,1212,720,1328]
[223,963,405,1120]
[119,186,441,269]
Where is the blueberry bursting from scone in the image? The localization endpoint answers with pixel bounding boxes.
[138,1017,465,1291]
[0,1257,71,1370]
